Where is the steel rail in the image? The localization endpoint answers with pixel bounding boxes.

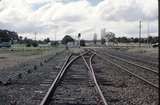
[40,51,88,105]
[107,49,158,66]
[81,53,108,105]
[40,53,72,105]
[94,52,159,89]
[93,49,158,74]
[105,47,159,66]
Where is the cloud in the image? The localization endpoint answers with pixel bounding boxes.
[0,0,158,40]
[97,0,158,21]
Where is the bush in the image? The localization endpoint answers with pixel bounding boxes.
[101,38,105,45]
[51,41,59,46]
[32,42,38,47]
[80,40,85,46]
[26,43,31,47]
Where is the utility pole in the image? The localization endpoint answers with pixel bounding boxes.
[78,33,81,48]
[93,33,97,45]
[147,22,150,48]
[55,30,56,42]
[139,21,142,47]
[54,26,58,42]
[35,32,37,41]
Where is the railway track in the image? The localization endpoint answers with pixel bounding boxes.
[39,51,108,105]
[90,49,159,89]
[99,50,158,74]
[101,48,158,70]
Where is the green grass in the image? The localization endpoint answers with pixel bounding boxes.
[0,44,65,57]
[127,47,158,53]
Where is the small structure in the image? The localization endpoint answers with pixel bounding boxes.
[0,42,11,48]
[39,43,51,47]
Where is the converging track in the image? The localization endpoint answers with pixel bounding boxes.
[40,50,108,105]
[90,49,159,89]
[104,48,158,68]
[0,48,158,105]
[102,48,158,70]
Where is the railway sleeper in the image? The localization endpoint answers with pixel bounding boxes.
[51,97,98,105]
[59,82,95,87]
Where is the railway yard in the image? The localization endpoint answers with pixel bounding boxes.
[0,0,158,104]
[0,47,159,105]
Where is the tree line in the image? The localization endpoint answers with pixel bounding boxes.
[0,29,18,43]
[110,36,158,44]
[0,29,158,48]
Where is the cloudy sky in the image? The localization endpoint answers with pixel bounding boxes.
[0,0,158,40]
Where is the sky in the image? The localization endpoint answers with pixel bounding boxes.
[0,0,158,40]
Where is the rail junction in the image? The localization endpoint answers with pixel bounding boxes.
[0,48,158,105]
[40,50,108,105]
[38,48,158,105]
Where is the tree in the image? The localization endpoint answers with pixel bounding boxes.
[148,36,152,43]
[93,33,97,44]
[116,37,129,43]
[133,38,139,43]
[26,43,31,47]
[32,41,38,47]
[0,29,18,42]
[61,35,74,44]
[18,36,23,44]
[101,38,105,45]
[44,38,50,43]
[78,33,81,39]
[105,32,115,41]
[148,36,158,44]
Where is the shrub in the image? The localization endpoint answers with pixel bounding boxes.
[26,43,31,47]
[101,38,105,45]
[80,40,85,46]
[51,41,59,46]
[32,42,38,47]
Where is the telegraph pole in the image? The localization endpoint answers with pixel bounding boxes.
[35,32,37,41]
[147,22,150,47]
[55,30,56,42]
[139,21,142,47]
[78,33,81,48]
[54,26,58,43]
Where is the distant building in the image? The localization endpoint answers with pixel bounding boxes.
[39,43,51,47]
[0,42,11,48]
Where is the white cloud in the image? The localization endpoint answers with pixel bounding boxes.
[0,0,158,40]
[97,0,158,21]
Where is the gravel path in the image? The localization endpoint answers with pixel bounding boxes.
[92,56,159,105]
